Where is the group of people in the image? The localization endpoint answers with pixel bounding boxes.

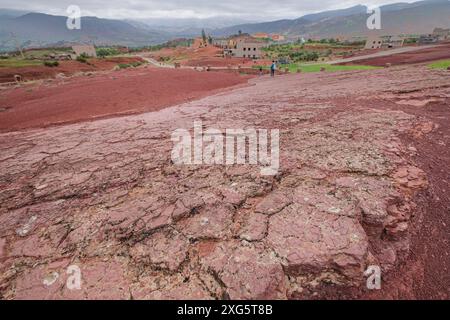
[259,60,278,77]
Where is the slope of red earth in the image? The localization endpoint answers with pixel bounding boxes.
[0,67,251,132]
[339,43,450,67]
[0,57,145,84]
[0,65,448,300]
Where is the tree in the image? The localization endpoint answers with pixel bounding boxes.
[201,29,207,43]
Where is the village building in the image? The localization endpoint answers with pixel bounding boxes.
[212,38,229,48]
[271,34,286,42]
[253,33,269,39]
[419,34,440,45]
[432,28,450,41]
[228,38,267,59]
[383,36,404,48]
[364,36,383,49]
[364,35,404,49]
[71,45,97,59]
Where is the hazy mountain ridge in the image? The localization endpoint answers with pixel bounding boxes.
[0,0,449,52]
[211,0,450,38]
[0,12,169,51]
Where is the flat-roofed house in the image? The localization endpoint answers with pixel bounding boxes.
[419,34,439,45]
[213,38,229,48]
[432,28,450,41]
[72,45,97,58]
[271,34,286,42]
[230,38,268,59]
[382,36,404,48]
[253,33,269,39]
[365,36,383,49]
[365,35,404,49]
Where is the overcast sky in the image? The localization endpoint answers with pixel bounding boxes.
[0,0,417,20]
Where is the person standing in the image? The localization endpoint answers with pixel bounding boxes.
[270,60,277,77]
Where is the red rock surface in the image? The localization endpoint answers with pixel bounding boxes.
[0,65,449,299]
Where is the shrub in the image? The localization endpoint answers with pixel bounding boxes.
[76,55,88,63]
[117,63,130,69]
[117,61,143,69]
[44,61,59,67]
[96,47,119,58]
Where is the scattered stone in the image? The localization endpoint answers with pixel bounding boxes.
[42,271,60,287]
[266,203,368,282]
[0,238,6,257]
[200,241,286,299]
[16,216,38,237]
[255,191,291,215]
[130,230,189,271]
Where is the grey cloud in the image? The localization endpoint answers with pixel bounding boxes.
[0,0,403,20]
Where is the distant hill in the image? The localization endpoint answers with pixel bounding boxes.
[1,1,449,52]
[0,8,31,18]
[0,12,169,51]
[211,0,450,38]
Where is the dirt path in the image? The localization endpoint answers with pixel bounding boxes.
[337,43,450,67]
[328,44,441,65]
[0,66,448,299]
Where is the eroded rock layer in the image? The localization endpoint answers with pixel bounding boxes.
[1,65,448,299]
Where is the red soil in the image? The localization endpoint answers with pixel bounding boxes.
[340,43,450,66]
[0,68,251,132]
[0,57,145,84]
[149,45,273,68]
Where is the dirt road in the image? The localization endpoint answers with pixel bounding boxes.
[0,65,448,299]
[336,43,450,66]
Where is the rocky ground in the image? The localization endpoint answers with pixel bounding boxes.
[0,65,449,299]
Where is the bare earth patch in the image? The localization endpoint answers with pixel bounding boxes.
[0,65,449,299]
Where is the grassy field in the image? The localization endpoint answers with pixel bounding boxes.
[24,48,71,59]
[0,59,43,68]
[428,59,450,69]
[255,63,380,73]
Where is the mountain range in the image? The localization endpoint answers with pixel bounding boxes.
[0,0,449,52]
[211,0,450,38]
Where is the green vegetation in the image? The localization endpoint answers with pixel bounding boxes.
[96,47,120,58]
[0,58,43,68]
[24,48,71,59]
[76,53,89,63]
[263,39,364,63]
[117,61,143,69]
[255,63,380,73]
[428,59,450,70]
[129,39,194,53]
[43,61,59,67]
